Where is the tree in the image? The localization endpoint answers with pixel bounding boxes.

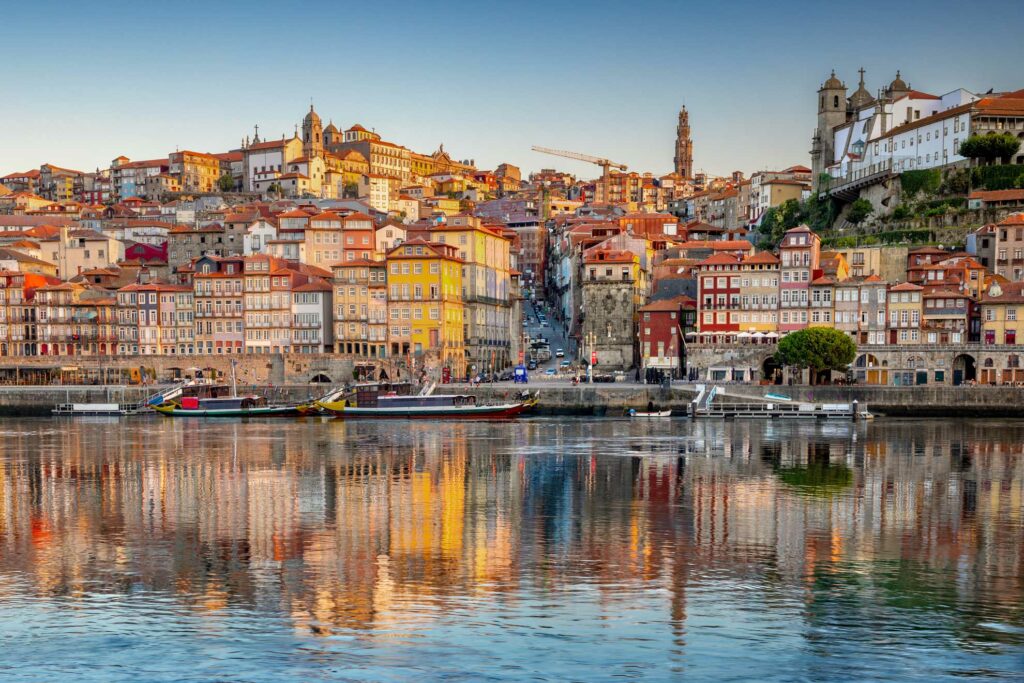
[846,198,873,226]
[217,173,235,193]
[774,327,856,385]
[959,133,1021,165]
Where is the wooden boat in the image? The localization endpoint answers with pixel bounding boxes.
[628,409,672,418]
[150,361,302,417]
[317,382,537,419]
[152,394,304,417]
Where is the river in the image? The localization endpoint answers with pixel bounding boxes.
[0,417,1020,681]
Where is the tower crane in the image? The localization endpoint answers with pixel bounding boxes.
[531,146,627,205]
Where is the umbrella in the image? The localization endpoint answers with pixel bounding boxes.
[737,332,751,338]
[751,332,764,338]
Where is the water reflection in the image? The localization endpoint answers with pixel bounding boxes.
[0,418,1021,681]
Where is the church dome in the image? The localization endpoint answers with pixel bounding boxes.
[324,120,338,134]
[849,68,874,109]
[822,70,843,90]
[889,70,908,93]
[303,104,321,126]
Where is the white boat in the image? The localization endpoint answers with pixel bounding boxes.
[53,402,148,416]
[629,409,672,418]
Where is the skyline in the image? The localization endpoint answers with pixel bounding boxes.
[4,0,1024,180]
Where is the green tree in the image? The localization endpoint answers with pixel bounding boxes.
[217,173,235,193]
[846,198,873,226]
[774,327,856,385]
[959,133,1021,165]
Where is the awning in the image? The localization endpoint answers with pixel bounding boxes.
[737,332,751,338]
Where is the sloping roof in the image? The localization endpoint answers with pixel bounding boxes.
[890,282,924,292]
[742,251,780,265]
[639,295,696,312]
[997,212,1024,226]
[696,253,741,267]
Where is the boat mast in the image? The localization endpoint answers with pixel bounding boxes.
[230,359,238,397]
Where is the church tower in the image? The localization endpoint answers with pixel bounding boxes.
[674,106,693,180]
[811,70,848,189]
[302,104,323,159]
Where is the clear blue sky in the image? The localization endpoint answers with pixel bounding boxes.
[4,0,1023,180]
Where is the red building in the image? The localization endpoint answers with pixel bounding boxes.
[696,253,741,342]
[639,295,696,379]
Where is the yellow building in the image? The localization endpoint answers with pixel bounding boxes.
[169,150,221,193]
[427,216,514,370]
[385,240,465,377]
[886,282,923,344]
[980,280,1024,346]
[738,251,779,334]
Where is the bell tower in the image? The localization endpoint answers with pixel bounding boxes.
[811,70,848,188]
[674,106,693,180]
[302,104,323,159]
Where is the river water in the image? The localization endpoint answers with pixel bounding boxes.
[0,417,1020,681]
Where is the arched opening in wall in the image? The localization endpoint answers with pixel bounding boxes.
[762,356,783,385]
[310,373,332,384]
[952,354,976,386]
[854,353,886,385]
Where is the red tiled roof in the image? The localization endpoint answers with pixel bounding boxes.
[696,253,741,267]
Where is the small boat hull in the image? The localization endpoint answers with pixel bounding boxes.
[317,400,534,420]
[151,403,303,418]
[629,410,672,418]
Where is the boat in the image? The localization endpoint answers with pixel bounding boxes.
[317,381,537,419]
[53,402,149,416]
[628,409,672,418]
[150,361,303,417]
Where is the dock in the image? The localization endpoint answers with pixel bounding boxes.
[689,384,861,419]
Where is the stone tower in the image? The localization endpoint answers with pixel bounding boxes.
[674,106,693,180]
[302,104,323,159]
[811,70,848,188]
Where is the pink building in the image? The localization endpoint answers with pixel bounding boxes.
[778,225,820,333]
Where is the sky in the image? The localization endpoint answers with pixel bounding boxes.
[3,0,1024,181]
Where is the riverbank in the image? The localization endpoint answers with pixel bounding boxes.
[3,382,1024,417]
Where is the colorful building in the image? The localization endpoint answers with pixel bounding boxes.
[385,240,465,377]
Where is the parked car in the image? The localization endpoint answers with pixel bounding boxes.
[560,360,572,369]
[527,361,537,370]
[592,374,615,383]
[498,370,514,381]
[555,348,564,357]
[544,368,557,376]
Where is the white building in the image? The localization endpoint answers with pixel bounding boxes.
[243,219,278,255]
[291,280,333,353]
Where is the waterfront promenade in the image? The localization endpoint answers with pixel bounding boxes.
[5,378,1024,417]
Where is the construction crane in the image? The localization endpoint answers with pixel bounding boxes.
[531,146,627,205]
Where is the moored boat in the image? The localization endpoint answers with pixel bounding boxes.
[151,394,304,417]
[628,409,672,418]
[317,381,536,419]
[150,361,304,417]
